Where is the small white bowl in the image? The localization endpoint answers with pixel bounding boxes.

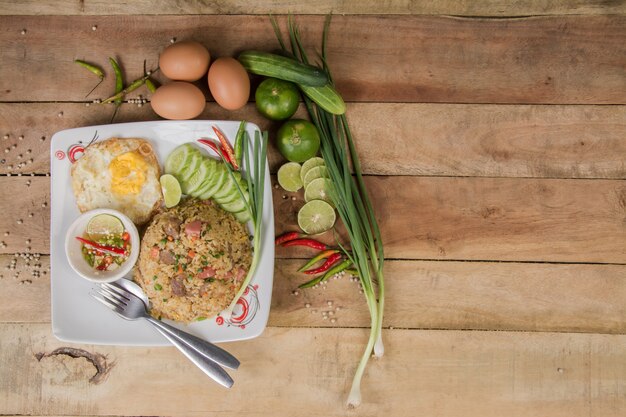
[65,209,140,283]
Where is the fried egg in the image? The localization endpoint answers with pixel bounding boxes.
[71,138,163,225]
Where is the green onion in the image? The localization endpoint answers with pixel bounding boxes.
[219,128,268,319]
[273,15,385,408]
[154,283,162,291]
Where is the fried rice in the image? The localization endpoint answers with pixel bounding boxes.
[134,198,252,323]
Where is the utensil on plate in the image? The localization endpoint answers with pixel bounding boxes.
[113,278,240,370]
[91,281,239,388]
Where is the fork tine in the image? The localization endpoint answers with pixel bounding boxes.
[101,282,132,300]
[90,292,122,312]
[97,286,129,306]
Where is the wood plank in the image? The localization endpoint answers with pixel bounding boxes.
[1,15,624,104]
[2,176,625,263]
[273,176,626,263]
[2,0,625,16]
[2,103,625,179]
[3,255,626,335]
[2,324,626,416]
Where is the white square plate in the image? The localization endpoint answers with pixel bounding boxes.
[50,120,274,346]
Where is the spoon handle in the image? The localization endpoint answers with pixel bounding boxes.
[146,315,240,370]
[150,322,234,388]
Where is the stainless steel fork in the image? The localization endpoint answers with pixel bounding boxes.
[91,282,238,388]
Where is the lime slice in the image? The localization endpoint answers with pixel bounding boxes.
[303,166,328,188]
[160,174,182,208]
[298,200,336,235]
[300,157,325,183]
[87,213,124,240]
[304,177,334,206]
[277,162,304,192]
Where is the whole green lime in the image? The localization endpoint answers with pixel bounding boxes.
[276,119,320,163]
[255,78,300,121]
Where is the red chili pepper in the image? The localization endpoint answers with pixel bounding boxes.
[122,231,130,241]
[75,236,127,255]
[275,231,303,246]
[304,252,342,274]
[212,126,239,170]
[197,138,230,161]
[281,238,328,251]
[297,249,340,272]
[299,259,352,288]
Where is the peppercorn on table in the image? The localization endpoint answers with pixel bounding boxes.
[1,2,626,416]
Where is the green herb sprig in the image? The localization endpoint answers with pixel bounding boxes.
[273,15,385,409]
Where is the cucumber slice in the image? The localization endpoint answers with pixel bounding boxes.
[217,183,241,204]
[213,171,242,201]
[182,158,210,196]
[198,164,227,200]
[165,143,195,176]
[234,208,252,223]
[220,192,249,213]
[191,158,218,197]
[178,149,203,183]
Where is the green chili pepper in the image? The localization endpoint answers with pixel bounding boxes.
[74,59,104,78]
[297,249,339,272]
[75,59,104,98]
[145,78,157,93]
[234,120,246,169]
[109,57,124,122]
[299,259,352,288]
[109,58,123,102]
[101,68,158,104]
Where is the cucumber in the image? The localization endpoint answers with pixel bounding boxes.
[234,208,252,223]
[213,171,242,201]
[177,149,202,183]
[238,51,328,87]
[185,158,217,196]
[221,194,248,213]
[165,143,196,176]
[300,83,346,115]
[192,159,219,197]
[199,165,227,200]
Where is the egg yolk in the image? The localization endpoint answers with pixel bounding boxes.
[109,151,148,195]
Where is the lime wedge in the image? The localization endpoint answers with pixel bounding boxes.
[300,157,325,183]
[303,166,328,188]
[87,213,124,241]
[304,177,334,206]
[277,162,304,192]
[160,174,182,208]
[298,200,336,235]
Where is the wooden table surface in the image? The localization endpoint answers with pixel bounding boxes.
[1,1,625,416]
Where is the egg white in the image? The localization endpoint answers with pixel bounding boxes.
[71,138,163,225]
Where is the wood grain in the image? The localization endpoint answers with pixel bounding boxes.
[2,103,625,179]
[2,176,625,263]
[273,176,626,263]
[2,0,625,16]
[3,255,626,334]
[2,324,626,416]
[1,15,625,104]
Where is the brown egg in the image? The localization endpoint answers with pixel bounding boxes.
[207,57,250,111]
[159,41,210,82]
[150,82,206,120]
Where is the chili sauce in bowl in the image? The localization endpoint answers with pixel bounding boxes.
[65,209,140,283]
